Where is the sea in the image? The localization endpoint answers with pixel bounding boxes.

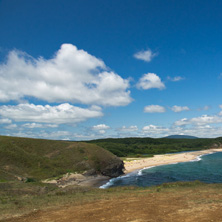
[100,152,222,189]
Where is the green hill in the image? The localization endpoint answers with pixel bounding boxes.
[88,137,222,157]
[0,136,124,182]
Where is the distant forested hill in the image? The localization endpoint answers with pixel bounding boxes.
[164,135,198,139]
[87,137,222,157]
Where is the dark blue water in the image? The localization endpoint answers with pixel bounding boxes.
[101,152,222,188]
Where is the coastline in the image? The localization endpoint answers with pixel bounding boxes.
[124,148,222,174]
[43,149,222,188]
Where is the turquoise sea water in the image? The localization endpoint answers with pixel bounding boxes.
[101,152,222,188]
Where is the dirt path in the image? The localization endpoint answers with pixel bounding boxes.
[3,187,222,222]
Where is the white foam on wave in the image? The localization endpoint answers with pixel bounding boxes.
[99,172,136,189]
[190,152,213,162]
[138,166,155,176]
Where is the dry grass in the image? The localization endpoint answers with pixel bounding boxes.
[2,181,222,221]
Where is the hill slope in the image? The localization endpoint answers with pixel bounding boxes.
[0,136,124,182]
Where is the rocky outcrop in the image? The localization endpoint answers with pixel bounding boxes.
[100,160,124,177]
[210,143,222,149]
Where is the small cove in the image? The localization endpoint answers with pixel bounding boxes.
[101,152,222,188]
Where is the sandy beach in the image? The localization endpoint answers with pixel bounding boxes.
[124,148,222,174]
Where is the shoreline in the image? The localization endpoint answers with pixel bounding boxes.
[43,149,222,188]
[123,148,222,174]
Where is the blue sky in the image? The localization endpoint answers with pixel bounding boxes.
[0,0,222,140]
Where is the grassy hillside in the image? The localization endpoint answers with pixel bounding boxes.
[88,137,222,157]
[0,136,123,182]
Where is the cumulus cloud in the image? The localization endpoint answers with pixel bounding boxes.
[134,49,158,62]
[171,105,190,113]
[0,44,132,106]
[0,118,12,124]
[4,124,17,129]
[137,73,165,90]
[174,115,222,126]
[92,124,110,130]
[22,123,58,128]
[118,125,138,132]
[167,76,184,82]
[92,124,110,135]
[141,123,222,138]
[170,124,222,138]
[0,103,103,124]
[142,125,169,137]
[174,118,189,126]
[144,105,166,113]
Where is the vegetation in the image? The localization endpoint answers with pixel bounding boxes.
[1,135,222,221]
[88,137,222,157]
[1,181,222,221]
[0,135,123,182]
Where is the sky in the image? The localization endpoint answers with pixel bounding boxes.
[0,0,222,140]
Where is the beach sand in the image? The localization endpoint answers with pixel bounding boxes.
[124,148,222,174]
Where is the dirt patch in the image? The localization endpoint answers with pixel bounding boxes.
[2,187,222,222]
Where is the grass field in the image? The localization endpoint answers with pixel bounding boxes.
[1,181,222,221]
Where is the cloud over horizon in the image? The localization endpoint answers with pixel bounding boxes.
[0,103,103,124]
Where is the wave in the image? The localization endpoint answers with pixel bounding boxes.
[190,152,213,162]
[99,171,136,189]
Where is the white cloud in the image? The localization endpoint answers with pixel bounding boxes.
[5,124,17,129]
[99,130,106,134]
[134,49,158,62]
[0,118,12,124]
[0,103,103,124]
[144,105,166,113]
[142,125,169,137]
[39,131,72,140]
[167,76,184,82]
[174,118,189,126]
[174,115,222,126]
[0,44,132,106]
[92,124,110,130]
[118,125,138,132]
[190,115,222,125]
[22,123,58,128]
[171,105,190,113]
[198,106,210,111]
[141,122,222,138]
[170,124,222,138]
[137,73,165,90]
